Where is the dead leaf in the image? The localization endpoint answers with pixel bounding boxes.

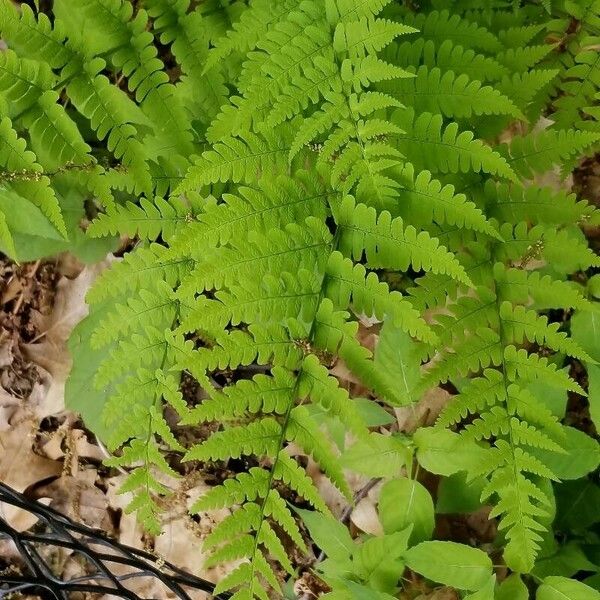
[0,418,61,530]
[0,343,12,368]
[395,387,452,432]
[35,474,108,529]
[23,263,108,419]
[350,494,383,536]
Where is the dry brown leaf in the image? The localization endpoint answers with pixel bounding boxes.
[35,474,108,529]
[350,493,383,536]
[415,587,460,600]
[0,418,61,530]
[23,262,108,419]
[395,387,452,432]
[0,385,21,431]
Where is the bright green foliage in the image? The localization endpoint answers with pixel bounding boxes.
[2,0,596,598]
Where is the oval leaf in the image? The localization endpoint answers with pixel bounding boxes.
[404,541,493,591]
[378,478,434,544]
[537,576,600,600]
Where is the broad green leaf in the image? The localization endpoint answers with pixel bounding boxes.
[65,298,118,440]
[340,433,409,478]
[375,320,421,405]
[0,187,63,260]
[295,508,354,561]
[322,581,397,600]
[0,209,16,260]
[378,478,434,544]
[537,576,600,600]
[571,310,600,361]
[527,379,567,419]
[404,541,493,590]
[9,188,117,263]
[319,556,355,582]
[533,542,598,579]
[588,364,600,432]
[533,426,600,480]
[0,187,62,241]
[353,530,410,592]
[463,574,495,599]
[436,472,486,514]
[414,428,488,476]
[353,398,395,426]
[555,480,600,530]
[497,574,528,600]
[588,275,600,300]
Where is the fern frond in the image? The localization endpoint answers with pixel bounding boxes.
[485,180,595,225]
[496,69,558,115]
[86,244,193,303]
[145,0,229,124]
[0,117,66,236]
[87,196,193,241]
[399,10,502,53]
[287,404,351,498]
[179,130,290,190]
[386,38,509,83]
[394,66,523,119]
[205,0,304,73]
[90,281,178,348]
[324,252,436,344]
[497,44,555,72]
[395,163,501,238]
[66,57,152,192]
[0,50,54,117]
[500,128,600,178]
[183,368,295,424]
[171,174,331,252]
[313,298,401,404]
[179,325,304,373]
[179,219,331,294]
[494,263,594,311]
[336,196,473,286]
[391,108,518,180]
[499,302,594,362]
[498,24,546,49]
[184,418,282,462]
[503,345,585,395]
[0,1,72,69]
[297,353,368,439]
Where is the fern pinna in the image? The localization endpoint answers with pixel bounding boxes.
[1,0,596,597]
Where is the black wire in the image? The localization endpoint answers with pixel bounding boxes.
[0,482,231,599]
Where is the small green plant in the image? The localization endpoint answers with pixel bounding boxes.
[2,0,600,598]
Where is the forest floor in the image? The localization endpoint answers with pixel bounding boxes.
[0,157,599,600]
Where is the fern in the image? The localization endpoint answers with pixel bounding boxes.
[500,128,600,178]
[0,0,584,596]
[393,65,523,119]
[391,108,518,180]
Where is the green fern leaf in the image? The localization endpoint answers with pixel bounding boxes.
[336,196,473,286]
[179,130,290,190]
[395,66,523,119]
[392,108,518,181]
[500,128,600,178]
[0,117,66,236]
